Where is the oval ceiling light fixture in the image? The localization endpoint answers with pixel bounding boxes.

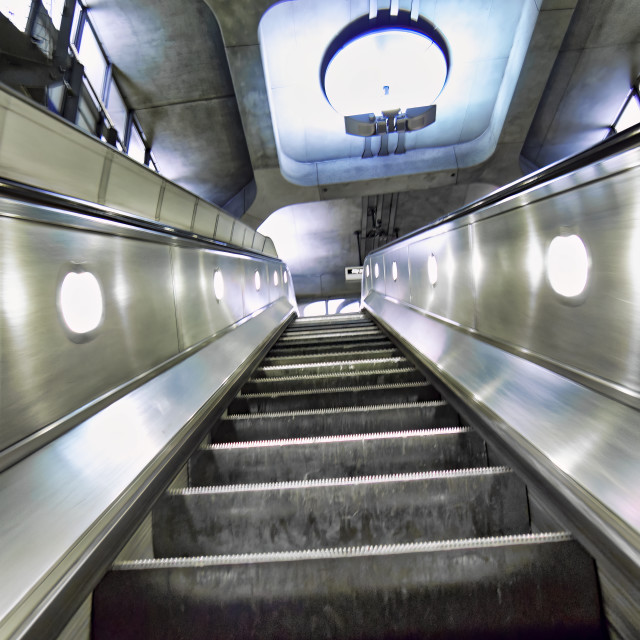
[322,11,450,119]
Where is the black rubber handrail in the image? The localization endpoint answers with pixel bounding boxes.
[369,124,640,255]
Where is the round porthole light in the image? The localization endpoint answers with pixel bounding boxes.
[284,271,289,284]
[59,270,103,335]
[392,261,398,281]
[365,264,370,278]
[273,271,280,287]
[254,270,261,291]
[213,269,224,301]
[322,12,449,117]
[374,263,380,279]
[546,234,589,298]
[427,253,438,286]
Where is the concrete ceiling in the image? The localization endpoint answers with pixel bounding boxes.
[40,0,640,299]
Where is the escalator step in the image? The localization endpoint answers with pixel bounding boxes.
[218,400,459,441]
[228,381,439,413]
[152,467,528,557]
[240,367,425,393]
[262,346,401,365]
[253,356,410,378]
[93,534,606,640]
[189,427,488,485]
[268,336,391,356]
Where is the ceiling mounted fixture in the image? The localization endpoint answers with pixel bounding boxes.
[321,10,449,139]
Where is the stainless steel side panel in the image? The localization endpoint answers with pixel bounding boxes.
[364,290,640,565]
[407,227,475,327]
[243,258,270,316]
[473,168,640,395]
[0,217,179,451]
[363,144,640,406]
[170,247,246,350]
[382,246,410,305]
[0,298,294,639]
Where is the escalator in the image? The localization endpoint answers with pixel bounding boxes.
[91,313,606,639]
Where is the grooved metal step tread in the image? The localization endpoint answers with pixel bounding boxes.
[217,400,459,441]
[225,399,447,420]
[189,426,486,485]
[262,347,400,365]
[115,531,573,568]
[267,338,393,356]
[253,356,409,378]
[152,466,529,557]
[241,367,425,393]
[228,381,439,414]
[278,328,382,341]
[94,536,604,639]
[286,322,374,333]
[95,535,604,639]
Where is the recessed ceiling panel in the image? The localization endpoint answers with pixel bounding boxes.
[259,0,535,186]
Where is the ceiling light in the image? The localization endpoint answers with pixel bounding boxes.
[322,12,449,118]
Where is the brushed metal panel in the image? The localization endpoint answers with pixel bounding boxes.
[408,226,475,327]
[371,256,386,295]
[383,246,410,304]
[215,215,234,243]
[243,258,270,315]
[159,183,195,231]
[192,201,218,238]
[0,216,179,452]
[267,262,285,304]
[474,165,640,395]
[0,95,104,203]
[0,299,293,639]
[231,221,247,247]
[104,156,162,220]
[171,247,247,350]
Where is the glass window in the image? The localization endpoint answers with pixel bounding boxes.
[77,22,107,98]
[127,124,146,164]
[41,0,64,29]
[105,79,128,141]
[76,85,99,134]
[70,0,81,45]
[614,92,640,133]
[0,0,32,31]
[47,82,65,113]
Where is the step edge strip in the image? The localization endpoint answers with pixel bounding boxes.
[257,356,406,372]
[238,381,430,399]
[247,367,417,384]
[223,399,448,420]
[170,465,511,494]
[113,532,572,570]
[204,426,471,450]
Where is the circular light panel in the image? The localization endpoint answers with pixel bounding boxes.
[273,271,279,286]
[547,235,589,298]
[59,270,103,334]
[254,270,261,291]
[374,263,380,279]
[392,261,398,281]
[324,27,448,116]
[365,264,370,278]
[284,271,289,284]
[427,253,438,286]
[213,269,224,301]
